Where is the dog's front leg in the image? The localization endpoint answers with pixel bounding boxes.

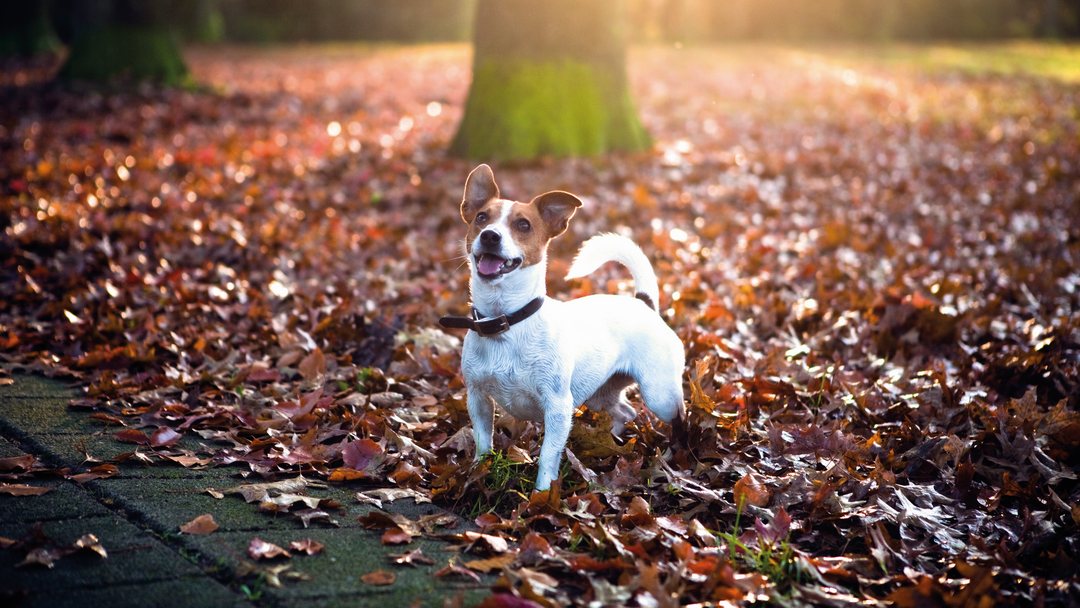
[535,394,573,491]
[467,388,494,461]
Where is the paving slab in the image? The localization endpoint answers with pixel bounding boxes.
[0,481,112,523]
[8,576,248,608]
[0,374,495,607]
[0,516,207,591]
[181,528,488,606]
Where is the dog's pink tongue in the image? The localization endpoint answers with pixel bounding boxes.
[477,255,504,275]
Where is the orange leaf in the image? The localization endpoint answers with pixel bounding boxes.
[180,514,219,535]
[360,570,396,586]
[298,348,326,381]
[733,472,769,508]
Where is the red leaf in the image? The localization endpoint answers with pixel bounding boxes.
[381,527,412,545]
[342,438,382,471]
[0,455,37,472]
[115,429,150,444]
[298,348,326,381]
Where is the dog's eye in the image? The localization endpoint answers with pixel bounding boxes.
[475,212,488,224]
[514,219,531,232]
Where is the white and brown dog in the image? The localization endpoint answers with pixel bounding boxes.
[441,164,685,491]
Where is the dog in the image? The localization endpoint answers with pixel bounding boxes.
[440,164,685,491]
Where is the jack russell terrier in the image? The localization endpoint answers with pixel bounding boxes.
[440,164,685,491]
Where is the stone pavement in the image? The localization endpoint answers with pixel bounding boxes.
[0,375,488,607]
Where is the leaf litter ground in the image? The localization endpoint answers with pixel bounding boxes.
[1,45,1078,606]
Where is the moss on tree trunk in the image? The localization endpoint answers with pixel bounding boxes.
[60,25,188,85]
[450,0,649,160]
[58,0,189,86]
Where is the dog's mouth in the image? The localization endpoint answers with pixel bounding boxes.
[474,253,522,279]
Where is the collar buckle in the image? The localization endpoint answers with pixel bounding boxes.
[474,315,511,336]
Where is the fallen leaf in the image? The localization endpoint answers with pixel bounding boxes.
[294,508,340,528]
[356,487,431,509]
[248,537,291,560]
[464,553,516,573]
[180,514,219,535]
[476,594,546,608]
[72,533,107,558]
[298,348,326,381]
[0,483,51,496]
[0,455,37,472]
[68,463,118,483]
[114,429,149,444]
[390,547,435,566]
[342,438,383,470]
[381,528,413,545]
[288,539,325,555]
[360,569,396,586]
[733,472,770,508]
[358,510,421,538]
[150,427,182,447]
[434,560,482,583]
[17,547,65,568]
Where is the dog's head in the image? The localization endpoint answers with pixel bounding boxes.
[460,164,581,283]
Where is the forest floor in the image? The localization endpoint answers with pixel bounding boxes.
[1,43,1078,607]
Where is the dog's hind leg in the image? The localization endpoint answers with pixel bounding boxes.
[585,373,637,435]
[637,371,685,425]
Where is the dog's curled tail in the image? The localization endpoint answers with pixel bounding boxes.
[565,233,661,311]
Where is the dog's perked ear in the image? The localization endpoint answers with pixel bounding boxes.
[531,191,582,238]
[461,164,500,223]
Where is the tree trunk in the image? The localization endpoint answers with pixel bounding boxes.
[450,0,649,160]
[0,4,61,58]
[58,0,188,85]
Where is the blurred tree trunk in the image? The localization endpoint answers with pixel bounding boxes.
[59,0,188,85]
[0,4,61,58]
[184,0,225,44]
[450,0,649,160]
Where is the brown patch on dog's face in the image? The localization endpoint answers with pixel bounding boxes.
[506,202,548,267]
[464,198,508,253]
[459,164,584,279]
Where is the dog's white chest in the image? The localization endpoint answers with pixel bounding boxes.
[461,325,560,423]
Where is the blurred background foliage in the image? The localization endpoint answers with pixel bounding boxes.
[3,0,1078,56]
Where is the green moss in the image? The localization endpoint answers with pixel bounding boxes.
[450,59,650,160]
[59,25,189,86]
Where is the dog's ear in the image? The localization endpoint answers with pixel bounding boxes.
[531,191,582,238]
[461,164,499,223]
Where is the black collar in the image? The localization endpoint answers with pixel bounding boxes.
[439,297,544,337]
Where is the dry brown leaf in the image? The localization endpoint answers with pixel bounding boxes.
[360,569,396,586]
[180,514,219,535]
[463,553,516,573]
[248,537,291,560]
[0,483,51,496]
[288,539,325,555]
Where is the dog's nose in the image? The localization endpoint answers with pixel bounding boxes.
[480,230,501,246]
